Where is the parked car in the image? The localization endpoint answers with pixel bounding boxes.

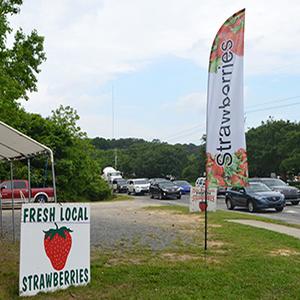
[127,179,150,195]
[249,178,300,205]
[112,178,128,193]
[217,186,227,195]
[0,179,54,208]
[225,182,285,213]
[150,181,181,199]
[173,180,191,194]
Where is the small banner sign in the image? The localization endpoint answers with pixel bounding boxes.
[19,203,90,296]
[189,187,217,212]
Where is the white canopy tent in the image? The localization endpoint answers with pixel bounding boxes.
[0,120,57,241]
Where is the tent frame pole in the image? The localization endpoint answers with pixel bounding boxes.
[50,151,57,203]
[0,168,2,237]
[10,161,15,242]
[28,158,31,202]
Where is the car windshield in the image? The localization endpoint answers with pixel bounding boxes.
[246,183,271,193]
[159,182,176,188]
[155,178,169,182]
[116,179,127,184]
[262,179,287,187]
[174,181,189,185]
[134,180,148,185]
[110,171,121,176]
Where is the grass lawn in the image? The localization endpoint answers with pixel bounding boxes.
[1,207,300,299]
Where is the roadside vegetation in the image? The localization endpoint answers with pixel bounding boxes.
[92,118,300,182]
[2,207,300,299]
[108,194,134,202]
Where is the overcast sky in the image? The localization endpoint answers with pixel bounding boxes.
[11,0,300,144]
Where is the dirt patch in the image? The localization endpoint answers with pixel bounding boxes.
[208,240,225,248]
[138,211,204,230]
[213,249,227,255]
[269,249,300,257]
[210,224,222,228]
[105,257,146,267]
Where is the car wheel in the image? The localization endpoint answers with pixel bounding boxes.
[150,193,154,199]
[35,195,47,203]
[159,193,163,200]
[248,200,256,213]
[225,197,234,210]
[291,201,299,205]
[127,190,131,195]
[177,194,181,199]
[275,207,284,212]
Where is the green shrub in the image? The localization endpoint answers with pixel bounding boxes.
[86,177,112,201]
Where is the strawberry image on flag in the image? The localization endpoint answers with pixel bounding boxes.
[206,9,248,188]
[43,223,73,271]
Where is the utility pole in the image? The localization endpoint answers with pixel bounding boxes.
[112,84,118,169]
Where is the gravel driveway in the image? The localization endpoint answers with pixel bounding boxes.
[0,198,201,251]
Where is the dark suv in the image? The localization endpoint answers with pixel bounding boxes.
[150,181,181,199]
[249,178,300,205]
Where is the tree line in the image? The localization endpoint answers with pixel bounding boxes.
[92,118,300,183]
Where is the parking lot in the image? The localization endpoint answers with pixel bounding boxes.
[1,193,300,246]
[135,193,300,226]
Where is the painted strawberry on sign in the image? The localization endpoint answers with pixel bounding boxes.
[199,201,207,212]
[43,223,73,271]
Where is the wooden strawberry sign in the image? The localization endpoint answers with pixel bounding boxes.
[20,204,90,296]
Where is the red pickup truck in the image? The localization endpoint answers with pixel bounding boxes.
[0,180,54,208]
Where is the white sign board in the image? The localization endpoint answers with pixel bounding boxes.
[190,187,217,212]
[19,203,90,296]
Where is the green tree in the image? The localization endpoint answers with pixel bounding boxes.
[181,144,206,183]
[0,0,46,104]
[0,0,46,131]
[47,106,111,201]
[246,119,300,177]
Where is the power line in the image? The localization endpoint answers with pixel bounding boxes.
[160,96,300,143]
[162,123,204,140]
[246,95,300,109]
[246,101,300,114]
[166,127,204,142]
